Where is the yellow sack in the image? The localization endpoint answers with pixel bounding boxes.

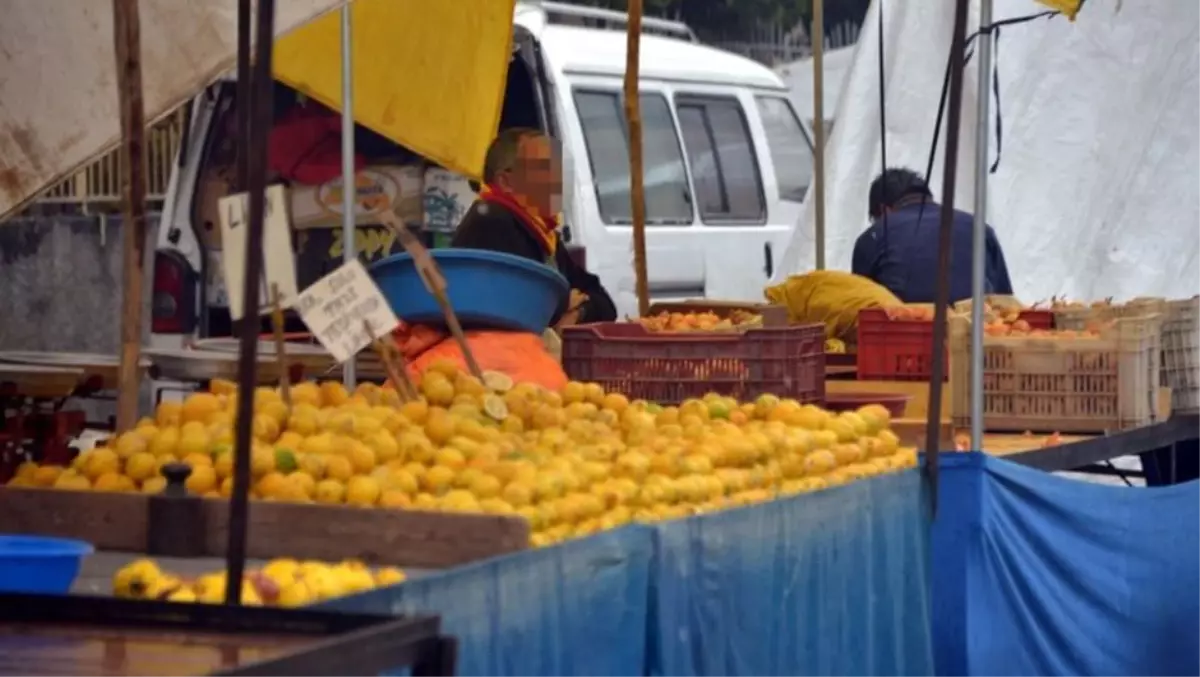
[764,271,903,343]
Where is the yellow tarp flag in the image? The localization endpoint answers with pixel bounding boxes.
[273,0,517,180]
[1033,0,1083,21]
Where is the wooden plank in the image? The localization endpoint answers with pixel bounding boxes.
[892,417,954,451]
[982,433,1094,457]
[201,499,529,569]
[0,487,148,551]
[0,488,529,569]
[827,380,946,420]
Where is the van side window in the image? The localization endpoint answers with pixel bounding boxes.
[754,96,813,202]
[573,90,693,225]
[675,96,766,224]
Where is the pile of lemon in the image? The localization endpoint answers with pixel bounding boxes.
[7,360,916,547]
[113,557,406,607]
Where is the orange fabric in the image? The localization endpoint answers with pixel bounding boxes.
[390,322,567,391]
[478,184,559,257]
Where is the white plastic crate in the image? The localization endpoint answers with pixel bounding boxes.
[1053,298,1166,331]
[1160,297,1199,415]
[950,314,1162,434]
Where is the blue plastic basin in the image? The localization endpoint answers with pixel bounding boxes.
[0,534,94,594]
[370,249,570,335]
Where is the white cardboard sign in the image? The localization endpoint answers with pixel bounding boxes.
[295,259,400,363]
[218,184,299,321]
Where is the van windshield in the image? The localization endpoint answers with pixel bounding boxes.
[574,90,693,225]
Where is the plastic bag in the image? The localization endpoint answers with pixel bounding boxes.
[764,270,902,342]
[391,322,568,391]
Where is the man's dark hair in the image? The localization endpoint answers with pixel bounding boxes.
[482,127,545,184]
[868,167,932,220]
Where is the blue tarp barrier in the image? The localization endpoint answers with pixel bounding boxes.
[932,452,1200,676]
[325,525,655,676]
[648,469,934,676]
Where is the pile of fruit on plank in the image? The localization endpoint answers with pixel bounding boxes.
[112,557,406,607]
[7,360,916,548]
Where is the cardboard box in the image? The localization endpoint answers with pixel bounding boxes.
[291,165,424,229]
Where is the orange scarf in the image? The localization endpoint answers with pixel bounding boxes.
[479,184,559,258]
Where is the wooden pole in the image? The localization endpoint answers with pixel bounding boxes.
[924,0,972,518]
[811,0,827,270]
[225,0,276,606]
[112,0,147,433]
[625,0,650,317]
[270,284,291,409]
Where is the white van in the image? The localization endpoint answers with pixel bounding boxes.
[149,1,815,346]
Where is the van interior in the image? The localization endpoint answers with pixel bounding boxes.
[183,53,542,338]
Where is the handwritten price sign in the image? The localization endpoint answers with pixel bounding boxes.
[295,259,400,363]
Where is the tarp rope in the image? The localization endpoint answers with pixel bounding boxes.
[912,8,1069,230]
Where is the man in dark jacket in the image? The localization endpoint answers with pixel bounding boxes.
[851,167,1014,304]
[453,128,616,325]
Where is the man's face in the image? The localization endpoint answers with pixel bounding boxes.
[503,134,562,221]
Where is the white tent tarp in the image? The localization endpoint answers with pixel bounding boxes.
[776,0,1200,301]
[775,45,858,123]
[0,0,346,222]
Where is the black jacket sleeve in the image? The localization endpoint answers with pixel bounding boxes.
[554,242,617,324]
[851,229,880,280]
[985,227,1015,296]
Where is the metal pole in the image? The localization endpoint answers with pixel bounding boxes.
[226,0,276,606]
[812,0,827,270]
[924,0,971,518]
[341,4,357,388]
[969,0,993,451]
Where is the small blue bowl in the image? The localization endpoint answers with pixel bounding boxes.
[0,534,94,594]
[370,249,570,335]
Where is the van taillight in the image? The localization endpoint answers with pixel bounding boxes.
[151,251,197,334]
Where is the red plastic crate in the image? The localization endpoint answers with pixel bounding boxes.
[561,322,826,405]
[856,308,1054,382]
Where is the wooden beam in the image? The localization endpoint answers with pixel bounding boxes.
[112,0,148,433]
[624,0,649,317]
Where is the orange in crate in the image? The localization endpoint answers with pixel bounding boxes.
[561,321,825,406]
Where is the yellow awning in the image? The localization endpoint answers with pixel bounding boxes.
[273,0,517,180]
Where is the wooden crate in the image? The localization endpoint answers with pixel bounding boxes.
[0,487,528,568]
[949,314,1162,434]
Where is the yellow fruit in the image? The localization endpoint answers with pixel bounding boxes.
[53,472,91,491]
[141,476,167,494]
[213,449,235,478]
[185,464,218,494]
[314,478,346,504]
[420,377,456,407]
[92,472,127,492]
[155,401,184,428]
[344,441,377,474]
[150,428,180,459]
[278,580,316,607]
[374,566,407,586]
[286,472,317,499]
[250,444,276,478]
[432,447,466,470]
[82,448,121,481]
[31,465,64,487]
[319,381,351,408]
[325,455,354,482]
[124,452,158,482]
[422,465,456,494]
[181,452,213,469]
[113,432,148,459]
[345,475,382,507]
[379,489,412,509]
[181,392,222,425]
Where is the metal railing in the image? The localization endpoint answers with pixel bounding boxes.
[37,109,186,210]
